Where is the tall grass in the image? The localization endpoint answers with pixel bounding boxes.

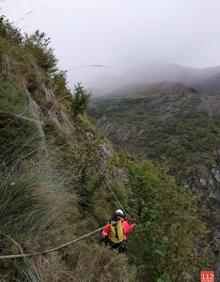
[0,170,51,236]
[15,258,44,282]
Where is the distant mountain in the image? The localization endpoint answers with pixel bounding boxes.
[92,62,220,96]
[105,82,197,98]
[196,72,220,93]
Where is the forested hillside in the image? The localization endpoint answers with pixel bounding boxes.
[0,17,209,281]
[90,84,220,180]
[89,82,220,278]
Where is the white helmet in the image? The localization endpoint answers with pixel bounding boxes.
[115,209,124,217]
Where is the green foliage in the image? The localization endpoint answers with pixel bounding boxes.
[126,160,206,281]
[71,83,90,116]
[0,21,49,90]
[52,70,71,98]
[145,112,220,179]
[90,94,220,181]
[0,16,22,44]
[24,30,57,73]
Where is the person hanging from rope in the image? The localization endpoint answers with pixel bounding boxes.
[100,209,135,254]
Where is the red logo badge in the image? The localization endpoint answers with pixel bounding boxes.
[201,271,214,282]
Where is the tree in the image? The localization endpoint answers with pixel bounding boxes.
[71,83,90,116]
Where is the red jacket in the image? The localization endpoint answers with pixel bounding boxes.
[101,218,134,241]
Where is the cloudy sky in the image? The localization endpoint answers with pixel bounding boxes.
[2,0,220,87]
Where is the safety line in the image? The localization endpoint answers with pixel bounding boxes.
[95,164,127,214]
[0,226,105,259]
[0,219,126,260]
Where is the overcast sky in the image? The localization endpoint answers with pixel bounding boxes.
[2,0,220,87]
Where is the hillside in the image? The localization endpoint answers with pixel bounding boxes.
[0,17,211,281]
[90,84,220,178]
[90,83,220,276]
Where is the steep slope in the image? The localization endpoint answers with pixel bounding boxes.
[0,17,209,281]
[0,17,132,281]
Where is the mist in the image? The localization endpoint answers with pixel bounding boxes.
[2,0,220,91]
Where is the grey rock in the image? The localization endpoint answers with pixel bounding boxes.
[97,143,113,171]
[211,165,220,182]
[85,132,94,140]
[41,84,55,102]
[98,143,113,159]
[180,271,193,282]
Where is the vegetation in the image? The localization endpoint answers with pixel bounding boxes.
[24,30,57,73]
[71,83,91,116]
[90,93,220,181]
[90,87,220,278]
[126,159,207,281]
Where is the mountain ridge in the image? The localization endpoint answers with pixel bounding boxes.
[91,62,220,96]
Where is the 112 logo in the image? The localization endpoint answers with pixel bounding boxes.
[201,271,214,282]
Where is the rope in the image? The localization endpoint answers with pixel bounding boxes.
[0,218,128,260]
[0,226,105,259]
[95,164,127,214]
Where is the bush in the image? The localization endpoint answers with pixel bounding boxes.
[0,16,22,45]
[52,70,71,98]
[126,159,206,281]
[71,83,90,116]
[24,30,57,73]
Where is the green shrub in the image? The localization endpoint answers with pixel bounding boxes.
[52,70,71,99]
[0,16,22,45]
[71,83,90,116]
[126,159,206,281]
[24,30,57,73]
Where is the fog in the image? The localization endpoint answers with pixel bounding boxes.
[2,0,220,91]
